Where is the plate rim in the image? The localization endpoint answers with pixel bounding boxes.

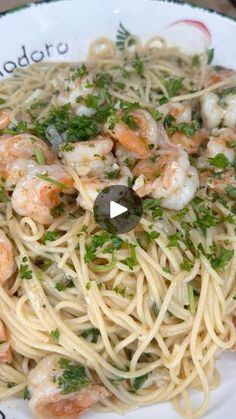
[0,0,236,25]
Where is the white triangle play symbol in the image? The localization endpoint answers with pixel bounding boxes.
[110,201,128,219]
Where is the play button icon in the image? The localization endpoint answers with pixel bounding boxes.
[93,185,143,234]
[110,201,128,219]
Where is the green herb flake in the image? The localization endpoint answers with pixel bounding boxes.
[0,97,6,105]
[0,185,9,202]
[71,64,89,80]
[226,185,236,199]
[133,374,148,391]
[51,328,60,342]
[172,208,189,221]
[146,231,160,244]
[180,257,193,272]
[34,146,46,165]
[106,169,121,180]
[150,110,163,121]
[208,153,229,169]
[37,173,68,189]
[211,246,234,272]
[122,114,139,130]
[42,230,60,243]
[58,359,92,395]
[20,260,32,280]
[207,48,215,64]
[81,327,101,343]
[132,54,144,76]
[23,386,31,400]
[166,78,184,97]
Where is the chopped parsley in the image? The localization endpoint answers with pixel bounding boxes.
[61,142,75,152]
[84,232,122,263]
[122,114,139,130]
[120,101,140,112]
[71,64,89,80]
[132,374,149,391]
[132,54,144,76]
[208,153,229,169]
[37,173,68,189]
[0,185,9,202]
[150,110,163,121]
[95,72,113,88]
[172,208,189,221]
[219,86,236,98]
[58,359,91,395]
[143,198,163,220]
[146,231,160,244]
[42,230,60,243]
[51,203,65,217]
[81,327,101,343]
[23,386,31,400]
[55,279,74,291]
[106,169,121,180]
[20,258,32,280]
[51,328,60,342]
[0,97,6,105]
[84,94,100,109]
[123,244,137,270]
[7,120,28,135]
[210,246,234,271]
[207,48,215,64]
[180,257,193,272]
[166,78,184,97]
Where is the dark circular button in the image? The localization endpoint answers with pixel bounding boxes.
[93,185,143,234]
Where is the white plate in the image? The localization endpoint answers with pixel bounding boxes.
[0,1,236,418]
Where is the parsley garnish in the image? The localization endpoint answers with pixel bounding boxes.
[172,208,189,221]
[34,146,45,165]
[143,198,163,220]
[23,386,31,400]
[0,185,9,202]
[7,120,28,135]
[50,203,65,217]
[180,257,193,272]
[71,64,89,80]
[188,284,196,314]
[207,48,215,64]
[106,169,121,180]
[208,153,229,169]
[166,78,184,97]
[42,231,60,243]
[61,142,75,152]
[219,86,236,98]
[0,97,6,105]
[81,327,101,343]
[95,72,113,88]
[150,110,163,121]
[55,279,74,291]
[20,258,32,280]
[120,101,140,112]
[132,54,144,76]
[211,247,234,271]
[122,114,138,130]
[146,231,160,244]
[58,359,91,395]
[123,244,137,270]
[51,328,60,342]
[133,374,149,391]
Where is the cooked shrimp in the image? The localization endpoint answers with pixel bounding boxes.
[77,165,132,210]
[0,111,10,130]
[206,68,235,87]
[57,74,96,117]
[27,354,108,419]
[0,320,12,363]
[170,129,208,154]
[4,159,38,191]
[106,109,158,158]
[60,137,115,176]
[201,92,236,129]
[12,165,74,224]
[0,230,15,284]
[198,128,236,169]
[162,102,192,124]
[0,134,57,170]
[133,150,199,210]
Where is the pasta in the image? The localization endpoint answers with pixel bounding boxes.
[0,28,236,419]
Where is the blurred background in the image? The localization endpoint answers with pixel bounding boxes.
[0,0,236,16]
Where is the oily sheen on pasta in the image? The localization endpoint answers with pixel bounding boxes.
[0,31,236,419]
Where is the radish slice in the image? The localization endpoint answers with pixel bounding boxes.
[162,20,212,55]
